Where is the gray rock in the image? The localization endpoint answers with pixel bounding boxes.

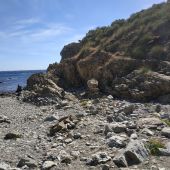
[101,164,110,170]
[60,100,68,107]
[73,132,82,139]
[42,161,57,170]
[121,104,135,115]
[17,157,38,168]
[58,151,72,164]
[161,127,170,138]
[155,105,161,113]
[124,140,149,166]
[107,95,113,100]
[130,133,138,139]
[137,117,163,128]
[141,128,154,136]
[159,142,170,156]
[75,111,88,118]
[107,136,127,148]
[160,113,170,119]
[86,152,111,166]
[104,123,126,135]
[44,115,58,122]
[64,138,73,144]
[106,115,113,123]
[0,115,10,124]
[87,79,99,93]
[4,132,21,140]
[159,148,170,156]
[113,151,127,167]
[0,162,11,170]
[113,140,149,167]
[112,123,127,133]
[70,151,80,159]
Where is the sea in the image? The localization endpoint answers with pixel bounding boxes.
[0,70,45,93]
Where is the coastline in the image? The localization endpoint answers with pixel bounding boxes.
[0,91,16,97]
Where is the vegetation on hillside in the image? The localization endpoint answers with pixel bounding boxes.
[78,2,170,61]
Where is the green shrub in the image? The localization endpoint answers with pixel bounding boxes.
[149,45,166,59]
[139,66,152,74]
[161,119,170,126]
[131,47,146,59]
[147,139,165,155]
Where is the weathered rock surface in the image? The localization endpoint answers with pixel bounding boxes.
[86,152,111,166]
[87,79,99,93]
[60,42,81,61]
[106,135,127,148]
[137,117,163,128]
[17,157,38,168]
[22,2,170,103]
[161,127,170,138]
[23,73,64,105]
[42,161,57,170]
[113,140,149,167]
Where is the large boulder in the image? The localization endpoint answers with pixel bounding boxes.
[60,42,81,61]
[23,73,64,105]
[113,140,149,167]
[27,73,63,97]
[87,79,99,93]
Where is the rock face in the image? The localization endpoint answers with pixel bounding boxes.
[25,2,170,102]
[23,73,64,105]
[60,42,82,61]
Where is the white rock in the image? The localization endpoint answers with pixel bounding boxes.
[161,127,170,138]
[0,162,11,170]
[42,161,57,170]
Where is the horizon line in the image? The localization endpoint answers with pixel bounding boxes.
[0,69,46,72]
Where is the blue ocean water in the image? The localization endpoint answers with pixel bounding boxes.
[0,70,45,92]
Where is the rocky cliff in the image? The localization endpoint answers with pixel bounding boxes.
[27,1,170,102]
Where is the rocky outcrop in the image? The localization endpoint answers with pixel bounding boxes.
[60,42,81,61]
[23,73,65,105]
[25,2,170,102]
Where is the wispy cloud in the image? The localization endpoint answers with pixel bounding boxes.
[28,24,72,41]
[0,18,73,42]
[15,18,41,26]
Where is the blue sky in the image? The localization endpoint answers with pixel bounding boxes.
[0,0,166,71]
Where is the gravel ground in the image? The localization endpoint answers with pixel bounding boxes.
[0,96,170,170]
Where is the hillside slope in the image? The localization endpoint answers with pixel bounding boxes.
[27,1,170,102]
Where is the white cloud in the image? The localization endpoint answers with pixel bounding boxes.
[29,24,72,41]
[15,18,41,25]
[0,18,73,42]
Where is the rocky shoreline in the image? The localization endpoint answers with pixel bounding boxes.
[0,2,170,169]
[0,92,170,170]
